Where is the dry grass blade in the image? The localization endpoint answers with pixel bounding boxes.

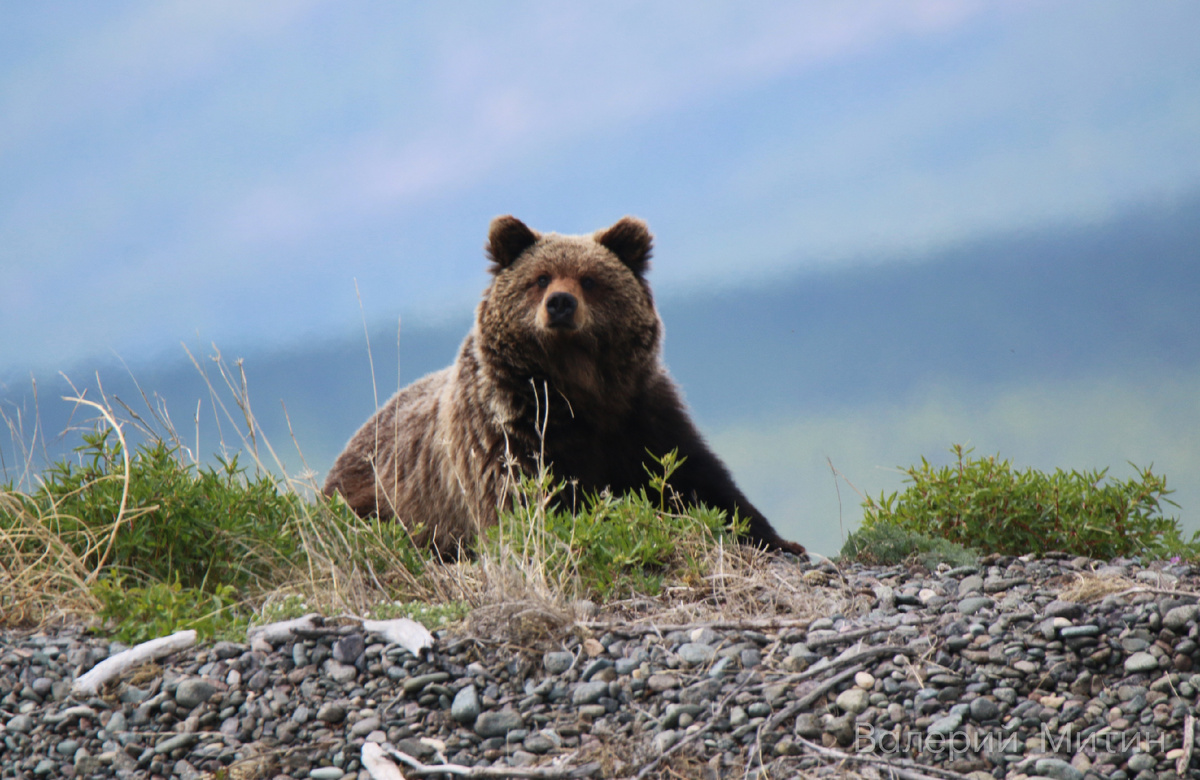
[1057,571,1139,602]
[0,491,100,626]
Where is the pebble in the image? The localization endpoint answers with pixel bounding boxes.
[451,684,481,723]
[0,555,1195,779]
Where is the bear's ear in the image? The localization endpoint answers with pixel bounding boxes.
[596,216,653,276]
[486,215,539,271]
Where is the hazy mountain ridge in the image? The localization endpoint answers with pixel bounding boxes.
[3,193,1197,480]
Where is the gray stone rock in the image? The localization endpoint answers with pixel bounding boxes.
[795,713,822,738]
[543,651,574,675]
[572,681,609,705]
[1124,652,1159,674]
[653,729,679,754]
[332,633,365,665]
[316,702,346,723]
[154,732,199,754]
[451,685,481,723]
[968,697,999,721]
[1164,604,1199,631]
[1034,757,1085,780]
[6,714,33,733]
[350,716,381,737]
[1044,600,1084,620]
[1126,752,1156,772]
[957,575,984,596]
[475,710,524,738]
[927,712,963,737]
[323,659,358,683]
[677,642,716,665]
[958,596,994,615]
[835,688,869,714]
[174,678,217,710]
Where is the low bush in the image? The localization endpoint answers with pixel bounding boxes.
[840,523,977,568]
[485,450,743,600]
[861,445,1191,560]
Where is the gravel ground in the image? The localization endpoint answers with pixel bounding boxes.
[2,553,1199,780]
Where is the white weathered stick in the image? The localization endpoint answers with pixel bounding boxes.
[385,743,578,778]
[72,630,196,696]
[246,613,322,645]
[362,742,407,780]
[361,618,434,656]
[1180,712,1195,776]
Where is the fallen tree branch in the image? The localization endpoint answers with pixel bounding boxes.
[579,617,814,635]
[1180,712,1195,776]
[72,629,196,696]
[383,743,594,778]
[362,742,407,780]
[794,736,968,780]
[629,674,752,780]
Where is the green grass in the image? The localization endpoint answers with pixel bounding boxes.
[860,444,1195,560]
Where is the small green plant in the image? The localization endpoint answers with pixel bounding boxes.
[861,445,1191,560]
[368,600,470,630]
[486,451,739,600]
[10,429,301,591]
[840,523,977,568]
[92,574,244,644]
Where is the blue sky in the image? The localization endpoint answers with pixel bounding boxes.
[3,1,1199,378]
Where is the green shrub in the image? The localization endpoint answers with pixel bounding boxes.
[92,574,243,645]
[485,451,741,600]
[861,445,1191,560]
[840,523,978,568]
[9,428,301,591]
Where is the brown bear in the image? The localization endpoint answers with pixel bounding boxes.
[324,215,806,557]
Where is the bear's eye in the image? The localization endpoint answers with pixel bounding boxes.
[580,276,596,292]
[536,274,551,289]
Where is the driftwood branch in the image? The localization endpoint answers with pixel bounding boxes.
[794,736,969,780]
[382,743,595,778]
[72,630,196,696]
[362,742,407,780]
[1180,712,1195,776]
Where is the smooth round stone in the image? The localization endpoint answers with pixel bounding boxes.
[542,652,574,675]
[1126,752,1156,772]
[1124,652,1159,674]
[523,734,555,753]
[1164,605,1199,631]
[475,710,524,738]
[6,714,33,733]
[1044,600,1084,620]
[677,643,716,665]
[310,768,345,780]
[646,674,680,692]
[969,697,1000,721]
[835,688,869,714]
[451,685,481,723]
[571,681,609,705]
[350,716,380,738]
[927,712,963,737]
[332,633,365,665]
[958,597,995,615]
[175,679,217,710]
[316,703,346,724]
[854,671,875,690]
[653,729,679,754]
[55,740,79,755]
[324,660,358,684]
[795,713,822,738]
[1035,757,1085,780]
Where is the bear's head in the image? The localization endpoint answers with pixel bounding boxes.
[477,216,662,399]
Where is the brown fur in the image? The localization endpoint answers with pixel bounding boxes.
[324,216,806,556]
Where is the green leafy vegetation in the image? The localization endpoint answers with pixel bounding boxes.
[486,450,743,600]
[860,445,1192,560]
[839,523,977,569]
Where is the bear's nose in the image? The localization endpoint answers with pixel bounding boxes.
[544,292,577,326]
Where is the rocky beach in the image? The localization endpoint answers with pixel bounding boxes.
[2,553,1198,780]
